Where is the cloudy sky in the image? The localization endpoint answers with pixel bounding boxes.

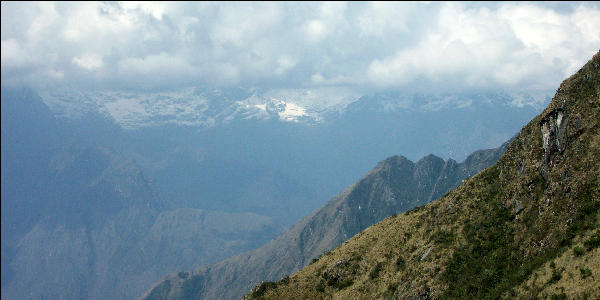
[2,2,599,94]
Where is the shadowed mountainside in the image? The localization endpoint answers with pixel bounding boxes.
[1,89,282,300]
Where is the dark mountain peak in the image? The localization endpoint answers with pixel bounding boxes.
[418,153,444,163]
[368,155,414,177]
[444,157,458,167]
[415,154,445,175]
[381,155,412,166]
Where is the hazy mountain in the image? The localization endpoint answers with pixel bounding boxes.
[0,89,282,300]
[140,140,508,300]
[243,52,600,299]
[36,86,542,226]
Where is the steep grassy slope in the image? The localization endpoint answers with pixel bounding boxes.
[141,143,507,300]
[245,52,600,299]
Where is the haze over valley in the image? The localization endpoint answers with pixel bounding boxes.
[2,2,599,300]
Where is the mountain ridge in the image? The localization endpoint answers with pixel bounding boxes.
[140,141,508,300]
[0,89,284,300]
[243,51,600,299]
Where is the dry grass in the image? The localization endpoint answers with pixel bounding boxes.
[247,51,600,300]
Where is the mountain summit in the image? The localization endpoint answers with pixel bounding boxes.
[244,52,600,299]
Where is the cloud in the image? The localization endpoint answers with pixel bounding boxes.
[1,38,31,68]
[275,56,298,75]
[357,2,415,37]
[72,53,103,70]
[366,2,600,93]
[1,2,598,94]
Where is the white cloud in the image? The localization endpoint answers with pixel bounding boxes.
[1,2,598,95]
[46,69,64,80]
[367,2,600,93]
[304,19,328,43]
[120,1,167,21]
[1,39,31,68]
[72,53,103,70]
[357,2,414,37]
[275,56,298,75]
[210,2,282,48]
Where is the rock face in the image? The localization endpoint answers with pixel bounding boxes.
[243,52,600,299]
[540,101,569,177]
[140,142,507,300]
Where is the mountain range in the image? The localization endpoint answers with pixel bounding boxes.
[36,86,543,227]
[0,89,282,300]
[1,52,556,300]
[141,141,508,300]
[242,51,600,299]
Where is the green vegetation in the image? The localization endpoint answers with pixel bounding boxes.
[442,182,522,298]
[548,268,564,285]
[580,268,592,279]
[431,229,454,246]
[395,257,405,270]
[369,262,383,280]
[551,293,568,300]
[583,233,600,251]
[251,281,277,298]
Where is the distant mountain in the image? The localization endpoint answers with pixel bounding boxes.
[39,86,361,128]
[140,141,508,300]
[243,52,600,299]
[0,89,282,300]
[37,85,542,226]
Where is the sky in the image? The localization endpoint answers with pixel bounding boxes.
[1,1,599,95]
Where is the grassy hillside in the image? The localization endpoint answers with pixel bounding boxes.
[140,142,507,300]
[245,52,600,299]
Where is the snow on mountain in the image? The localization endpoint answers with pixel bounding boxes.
[39,87,362,129]
[37,86,548,130]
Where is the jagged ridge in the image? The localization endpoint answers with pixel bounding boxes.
[140,142,507,300]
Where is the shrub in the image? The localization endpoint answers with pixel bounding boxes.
[551,293,567,300]
[580,268,592,279]
[573,246,585,256]
[548,268,563,285]
[251,281,277,298]
[279,276,290,285]
[369,262,383,280]
[396,257,405,270]
[432,229,454,246]
[315,280,325,292]
[583,234,600,250]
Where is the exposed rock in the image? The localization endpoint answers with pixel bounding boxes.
[514,200,524,215]
[421,247,432,261]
